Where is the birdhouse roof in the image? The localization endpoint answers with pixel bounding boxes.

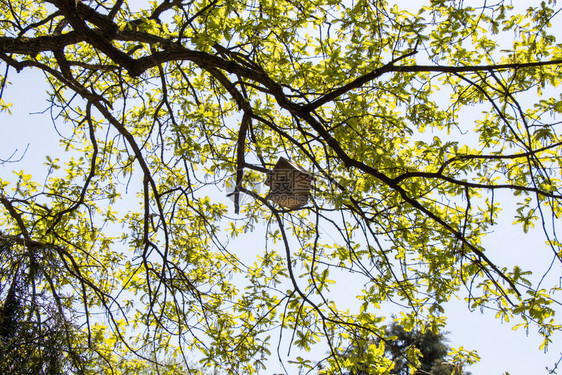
[272,157,312,177]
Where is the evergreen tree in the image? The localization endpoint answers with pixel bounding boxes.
[0,236,88,375]
[343,323,467,375]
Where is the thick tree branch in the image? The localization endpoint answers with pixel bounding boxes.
[0,32,81,55]
[392,170,562,199]
[303,50,418,112]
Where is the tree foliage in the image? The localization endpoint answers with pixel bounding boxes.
[342,322,464,375]
[0,235,90,374]
[380,323,460,375]
[1,0,562,373]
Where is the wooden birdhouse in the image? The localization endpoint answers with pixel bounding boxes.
[265,157,313,209]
